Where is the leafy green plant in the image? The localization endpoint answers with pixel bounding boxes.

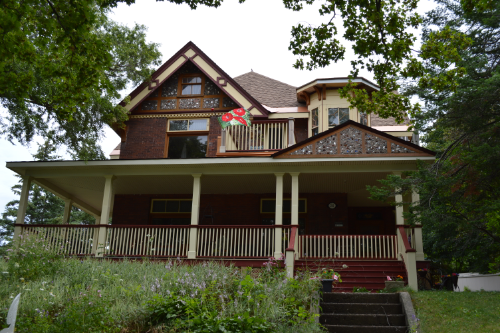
[352,287,370,293]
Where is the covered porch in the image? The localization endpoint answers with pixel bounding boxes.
[8,157,429,289]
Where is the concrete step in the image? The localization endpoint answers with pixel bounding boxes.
[320,313,406,326]
[321,292,400,303]
[321,302,402,315]
[324,325,408,333]
[329,282,388,289]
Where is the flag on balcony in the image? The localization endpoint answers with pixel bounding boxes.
[218,108,252,129]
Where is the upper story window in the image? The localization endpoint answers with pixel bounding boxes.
[168,119,209,131]
[311,108,319,136]
[328,108,349,128]
[359,112,368,126]
[181,76,202,95]
[166,119,209,159]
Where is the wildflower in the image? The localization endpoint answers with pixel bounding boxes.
[50,292,55,297]
[19,278,24,281]
[387,276,392,281]
[40,288,44,291]
[14,263,19,268]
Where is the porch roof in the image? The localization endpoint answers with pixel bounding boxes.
[6,156,433,219]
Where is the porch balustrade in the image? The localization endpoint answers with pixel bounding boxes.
[196,225,291,258]
[104,226,190,257]
[223,121,289,151]
[19,225,99,256]
[16,224,405,262]
[298,235,397,260]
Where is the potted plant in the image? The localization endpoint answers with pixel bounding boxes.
[385,275,404,290]
[319,268,342,292]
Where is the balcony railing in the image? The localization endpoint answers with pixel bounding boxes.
[221,120,291,152]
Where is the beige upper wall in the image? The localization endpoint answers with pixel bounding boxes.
[307,89,369,135]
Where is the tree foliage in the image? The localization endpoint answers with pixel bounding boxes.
[0,0,163,157]
[368,0,499,273]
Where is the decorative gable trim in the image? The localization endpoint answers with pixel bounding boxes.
[120,42,269,117]
[273,120,435,159]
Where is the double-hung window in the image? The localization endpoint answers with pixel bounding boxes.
[328,108,349,128]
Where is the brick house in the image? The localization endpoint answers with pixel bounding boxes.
[7,42,432,290]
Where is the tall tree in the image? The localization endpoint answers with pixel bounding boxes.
[368,0,500,273]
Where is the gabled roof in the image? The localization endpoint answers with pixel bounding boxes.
[121,41,269,117]
[273,120,435,158]
[233,71,304,108]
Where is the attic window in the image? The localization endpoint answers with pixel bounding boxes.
[181,76,202,95]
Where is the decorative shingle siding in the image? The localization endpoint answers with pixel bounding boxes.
[120,118,167,159]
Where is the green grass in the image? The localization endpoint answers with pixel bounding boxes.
[0,234,324,332]
[410,290,500,333]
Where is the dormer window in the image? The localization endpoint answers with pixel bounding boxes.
[181,76,202,95]
[328,108,349,128]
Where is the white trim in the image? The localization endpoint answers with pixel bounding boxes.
[6,156,436,169]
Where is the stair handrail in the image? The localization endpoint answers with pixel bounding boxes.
[397,226,416,253]
[285,226,298,278]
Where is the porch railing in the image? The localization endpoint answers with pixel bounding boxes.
[16,224,403,261]
[223,121,289,151]
[19,225,99,256]
[298,235,397,259]
[196,225,291,258]
[104,225,190,257]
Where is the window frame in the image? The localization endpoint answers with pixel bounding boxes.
[328,107,350,128]
[260,198,308,214]
[311,108,319,136]
[150,199,193,213]
[178,74,204,97]
[167,118,209,132]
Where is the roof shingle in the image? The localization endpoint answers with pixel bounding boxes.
[233,71,304,108]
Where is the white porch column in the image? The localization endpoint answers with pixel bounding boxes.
[288,117,295,147]
[62,199,73,224]
[188,173,202,259]
[290,172,300,257]
[220,129,226,153]
[14,176,32,240]
[393,172,405,226]
[92,217,101,255]
[274,173,284,259]
[412,190,425,261]
[96,175,115,257]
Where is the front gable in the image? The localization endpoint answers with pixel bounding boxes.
[273,120,435,158]
[122,42,269,117]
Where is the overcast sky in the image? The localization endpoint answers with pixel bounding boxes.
[0,0,435,210]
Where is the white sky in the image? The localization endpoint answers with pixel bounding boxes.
[0,0,436,210]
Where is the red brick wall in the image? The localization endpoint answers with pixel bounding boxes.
[120,118,167,159]
[207,116,222,157]
[294,118,308,143]
[112,193,357,235]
